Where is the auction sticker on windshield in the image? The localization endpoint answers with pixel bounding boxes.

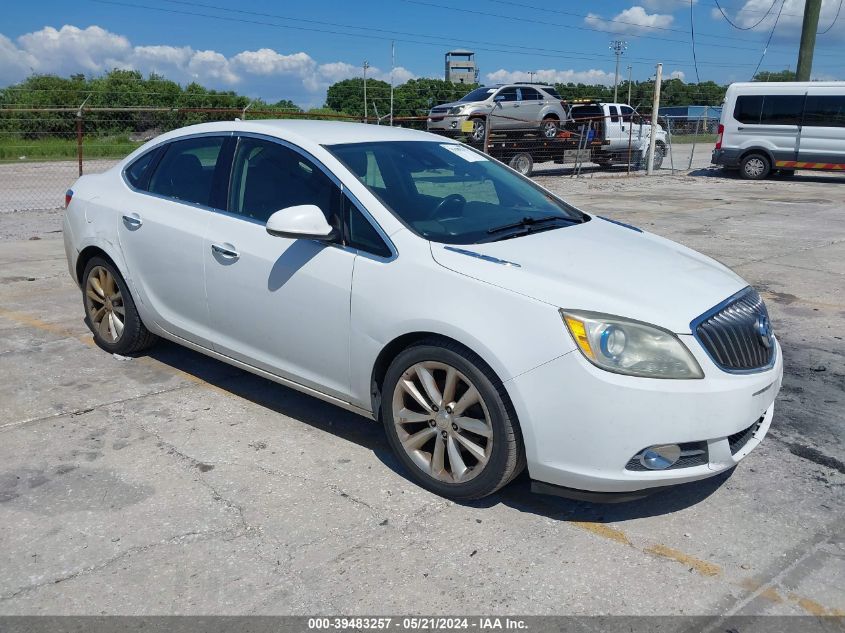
[441,144,487,162]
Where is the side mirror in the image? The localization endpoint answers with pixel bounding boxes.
[266,204,336,240]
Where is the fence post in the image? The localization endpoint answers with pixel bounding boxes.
[76,96,89,177]
[483,113,491,154]
[688,113,702,170]
[646,63,662,175]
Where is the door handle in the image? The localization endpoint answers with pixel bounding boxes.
[122,213,142,228]
[737,126,745,130]
[211,243,239,259]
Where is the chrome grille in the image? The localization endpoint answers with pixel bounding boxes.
[430,107,449,114]
[693,288,774,372]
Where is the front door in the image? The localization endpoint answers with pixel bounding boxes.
[490,86,520,130]
[117,134,231,346]
[203,135,354,399]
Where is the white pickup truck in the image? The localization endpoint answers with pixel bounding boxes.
[569,102,667,170]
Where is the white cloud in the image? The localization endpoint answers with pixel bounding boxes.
[669,70,686,80]
[585,6,674,35]
[486,68,616,86]
[0,23,417,105]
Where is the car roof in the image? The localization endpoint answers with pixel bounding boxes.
[147,119,453,147]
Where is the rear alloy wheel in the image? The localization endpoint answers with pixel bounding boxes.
[541,117,560,139]
[82,257,157,355]
[469,118,486,143]
[508,152,534,176]
[382,341,524,500]
[740,153,770,180]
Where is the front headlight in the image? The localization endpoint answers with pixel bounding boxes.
[448,105,465,115]
[560,310,703,379]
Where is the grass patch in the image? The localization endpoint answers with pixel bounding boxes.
[0,135,143,161]
[669,133,717,145]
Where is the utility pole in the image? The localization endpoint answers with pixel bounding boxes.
[626,65,633,105]
[389,42,395,126]
[647,63,663,176]
[796,0,822,81]
[610,40,627,103]
[363,60,370,122]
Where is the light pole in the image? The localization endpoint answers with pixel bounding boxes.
[610,40,627,103]
[626,65,633,105]
[528,71,535,82]
[363,60,370,122]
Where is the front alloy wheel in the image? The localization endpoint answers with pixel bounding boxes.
[382,340,525,500]
[469,118,486,143]
[392,361,493,484]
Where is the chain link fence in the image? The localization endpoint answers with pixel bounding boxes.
[1,105,702,213]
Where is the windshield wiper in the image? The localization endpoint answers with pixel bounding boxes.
[486,215,578,235]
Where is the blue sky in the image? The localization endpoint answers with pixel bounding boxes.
[2,0,843,107]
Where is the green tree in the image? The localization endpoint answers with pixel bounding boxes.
[753,69,797,82]
[326,77,391,118]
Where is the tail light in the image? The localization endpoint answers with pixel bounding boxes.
[715,124,724,150]
[64,189,73,209]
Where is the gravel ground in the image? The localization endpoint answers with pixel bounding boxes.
[0,155,843,618]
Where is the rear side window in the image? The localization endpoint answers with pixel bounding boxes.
[803,95,845,127]
[124,149,159,190]
[734,95,763,124]
[148,136,225,206]
[760,95,803,125]
[610,105,621,123]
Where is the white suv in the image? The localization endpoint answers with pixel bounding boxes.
[63,120,781,501]
[427,84,569,142]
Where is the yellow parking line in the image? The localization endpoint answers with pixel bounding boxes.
[644,544,722,577]
[571,521,632,546]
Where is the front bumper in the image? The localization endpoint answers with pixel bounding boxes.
[506,336,782,493]
[426,115,465,134]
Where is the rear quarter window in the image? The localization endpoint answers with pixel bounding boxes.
[124,149,159,190]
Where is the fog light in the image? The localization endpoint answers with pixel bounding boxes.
[450,121,458,129]
[640,444,681,470]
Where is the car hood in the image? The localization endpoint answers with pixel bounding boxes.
[431,101,486,111]
[429,217,747,334]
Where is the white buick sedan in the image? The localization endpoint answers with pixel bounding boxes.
[63,121,782,501]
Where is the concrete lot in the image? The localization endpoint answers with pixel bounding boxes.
[0,160,843,616]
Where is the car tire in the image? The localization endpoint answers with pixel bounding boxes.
[541,117,559,139]
[652,143,666,170]
[508,152,533,176]
[469,117,486,144]
[740,153,771,180]
[82,256,158,355]
[381,338,525,500]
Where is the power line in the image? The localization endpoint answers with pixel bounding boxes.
[818,0,844,34]
[750,0,787,80]
[714,0,779,30]
[690,1,701,83]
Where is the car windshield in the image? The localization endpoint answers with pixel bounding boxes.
[459,87,498,102]
[326,141,587,244]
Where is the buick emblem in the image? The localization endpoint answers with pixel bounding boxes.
[756,314,772,348]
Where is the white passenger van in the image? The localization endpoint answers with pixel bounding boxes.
[712,81,845,180]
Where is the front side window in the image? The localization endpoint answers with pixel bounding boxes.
[148,136,225,206]
[495,87,519,102]
[328,141,585,245]
[228,137,340,226]
[734,95,763,124]
[620,105,636,122]
[803,95,845,127]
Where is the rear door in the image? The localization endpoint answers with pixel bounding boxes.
[517,87,543,127]
[798,91,845,166]
[604,105,625,150]
[118,134,232,346]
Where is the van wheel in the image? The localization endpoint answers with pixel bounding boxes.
[508,152,533,176]
[740,153,770,180]
[82,257,158,355]
[381,339,525,500]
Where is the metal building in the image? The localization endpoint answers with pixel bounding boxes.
[445,50,478,84]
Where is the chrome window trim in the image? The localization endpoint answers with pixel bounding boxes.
[689,286,777,375]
